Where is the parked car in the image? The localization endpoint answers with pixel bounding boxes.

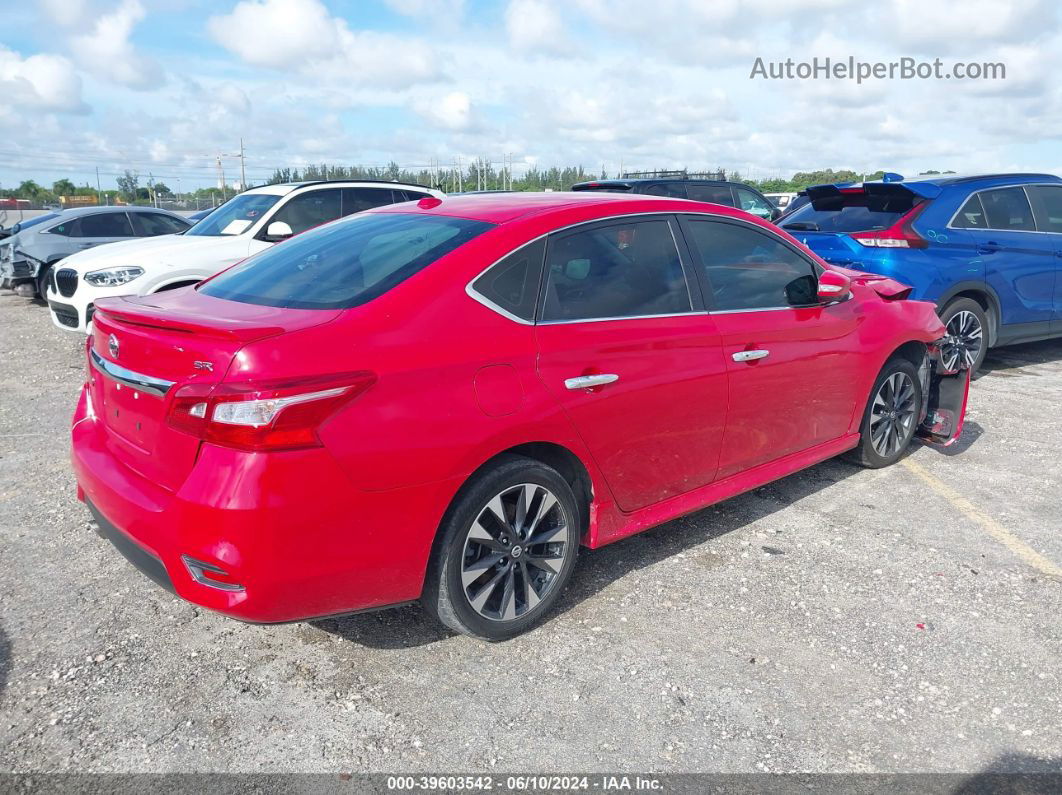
[46,180,443,332]
[779,172,1062,371]
[0,207,191,299]
[571,177,780,221]
[765,192,798,210]
[72,192,968,639]
[187,207,217,224]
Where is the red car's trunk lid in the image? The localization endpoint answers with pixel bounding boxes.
[89,290,341,492]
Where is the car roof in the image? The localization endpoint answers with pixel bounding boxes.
[372,190,701,224]
[244,179,435,197]
[869,172,1061,187]
[55,205,172,217]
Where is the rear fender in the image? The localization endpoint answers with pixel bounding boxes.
[917,343,970,446]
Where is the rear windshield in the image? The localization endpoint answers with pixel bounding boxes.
[200,212,495,309]
[781,194,917,233]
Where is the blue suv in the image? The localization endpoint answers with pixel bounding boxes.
[779,173,1062,370]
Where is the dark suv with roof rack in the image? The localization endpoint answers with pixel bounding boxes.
[571,173,780,221]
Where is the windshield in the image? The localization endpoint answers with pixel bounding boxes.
[12,213,60,234]
[781,196,916,233]
[200,212,495,309]
[184,193,281,237]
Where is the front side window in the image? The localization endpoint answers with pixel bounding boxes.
[268,189,342,235]
[685,219,819,310]
[541,219,692,322]
[200,213,494,309]
[471,239,545,322]
[185,193,282,237]
[1029,185,1062,233]
[74,212,133,238]
[131,212,191,237]
[734,187,774,219]
[980,187,1036,231]
[341,187,398,216]
[952,194,988,229]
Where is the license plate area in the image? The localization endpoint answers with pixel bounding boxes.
[100,378,164,451]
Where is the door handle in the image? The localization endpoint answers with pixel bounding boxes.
[564,374,619,390]
[732,350,769,362]
[976,243,1000,254]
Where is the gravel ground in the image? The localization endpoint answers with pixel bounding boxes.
[0,292,1060,775]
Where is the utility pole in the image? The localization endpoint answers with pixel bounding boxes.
[238,138,247,191]
[215,155,226,200]
[95,167,102,205]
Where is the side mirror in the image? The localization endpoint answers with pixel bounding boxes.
[264,220,293,241]
[817,269,852,303]
[770,207,782,222]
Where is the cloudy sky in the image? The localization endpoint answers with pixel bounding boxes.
[1,0,1061,191]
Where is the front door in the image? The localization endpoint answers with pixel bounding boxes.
[534,216,729,512]
[971,186,1055,328]
[679,215,864,477]
[1025,185,1062,333]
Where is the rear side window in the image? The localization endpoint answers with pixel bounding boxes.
[47,219,78,236]
[471,239,545,322]
[645,183,687,198]
[342,187,398,215]
[1028,185,1062,233]
[131,212,190,236]
[541,219,692,322]
[270,189,342,235]
[75,213,133,238]
[685,219,819,310]
[951,194,988,229]
[687,185,734,205]
[980,187,1036,231]
[201,213,494,309]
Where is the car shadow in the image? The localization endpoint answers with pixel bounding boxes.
[953,752,1061,792]
[979,337,1062,379]
[314,455,865,649]
[920,420,984,457]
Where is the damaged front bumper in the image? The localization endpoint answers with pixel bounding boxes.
[916,342,970,446]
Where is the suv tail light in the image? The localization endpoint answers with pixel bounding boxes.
[166,371,376,451]
[850,202,930,249]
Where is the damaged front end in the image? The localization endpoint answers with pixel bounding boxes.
[916,342,970,446]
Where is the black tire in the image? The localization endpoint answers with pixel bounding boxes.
[36,265,53,301]
[848,356,924,469]
[939,298,988,373]
[422,454,580,640]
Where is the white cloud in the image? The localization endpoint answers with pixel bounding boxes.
[69,0,163,89]
[208,0,443,88]
[0,46,87,114]
[385,0,465,26]
[414,90,473,130]
[505,0,569,54]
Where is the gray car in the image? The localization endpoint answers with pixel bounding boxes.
[0,206,192,298]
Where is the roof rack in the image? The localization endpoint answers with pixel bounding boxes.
[621,169,727,181]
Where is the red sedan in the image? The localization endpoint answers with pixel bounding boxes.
[71,192,968,639]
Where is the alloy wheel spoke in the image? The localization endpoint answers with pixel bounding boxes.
[526,552,564,575]
[462,552,504,587]
[468,566,508,612]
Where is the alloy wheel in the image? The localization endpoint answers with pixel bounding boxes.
[461,483,570,622]
[870,371,918,458]
[941,310,983,370]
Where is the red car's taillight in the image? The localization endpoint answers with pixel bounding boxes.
[850,202,930,249]
[166,371,376,452]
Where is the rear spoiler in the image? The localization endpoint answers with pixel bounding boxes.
[805,180,943,212]
[94,296,284,343]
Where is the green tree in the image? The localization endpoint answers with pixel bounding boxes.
[17,180,43,199]
[116,170,139,203]
[52,178,76,196]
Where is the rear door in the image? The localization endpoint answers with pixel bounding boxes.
[687,183,736,207]
[679,215,863,477]
[967,186,1054,327]
[1025,185,1062,331]
[70,211,136,251]
[733,186,775,221]
[534,215,729,512]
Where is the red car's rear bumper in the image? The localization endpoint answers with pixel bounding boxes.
[71,386,458,623]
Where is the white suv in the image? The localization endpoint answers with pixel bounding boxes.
[46,180,443,333]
